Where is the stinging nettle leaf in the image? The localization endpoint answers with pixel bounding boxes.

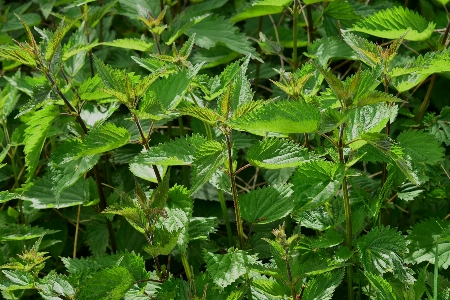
[230,0,292,23]
[247,138,317,169]
[302,269,345,300]
[239,184,294,224]
[101,38,154,52]
[291,160,345,212]
[351,6,435,41]
[24,105,59,182]
[78,123,130,157]
[45,17,80,63]
[230,100,321,135]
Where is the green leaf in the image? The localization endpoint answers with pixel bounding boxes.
[240,184,294,224]
[230,100,321,135]
[0,191,19,204]
[186,15,260,61]
[0,45,37,68]
[397,129,444,166]
[1,270,34,289]
[78,123,130,157]
[307,36,357,66]
[206,57,244,100]
[0,83,20,119]
[0,223,58,241]
[45,17,80,63]
[364,272,398,300]
[303,269,345,300]
[24,105,59,182]
[345,103,398,148]
[354,90,403,108]
[291,161,345,211]
[230,0,292,23]
[252,278,286,297]
[406,218,450,269]
[1,13,41,32]
[101,38,153,51]
[425,106,450,146]
[390,50,450,78]
[145,69,193,110]
[190,140,225,195]
[50,153,100,200]
[131,134,207,166]
[22,174,88,209]
[37,271,74,300]
[351,6,435,41]
[85,223,109,256]
[179,105,224,125]
[357,226,409,279]
[204,249,257,288]
[188,217,217,241]
[341,32,381,67]
[76,266,135,300]
[247,138,316,169]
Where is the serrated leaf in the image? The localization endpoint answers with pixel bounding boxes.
[0,191,19,204]
[145,69,192,110]
[364,272,398,300]
[0,223,58,241]
[78,123,130,157]
[397,129,444,166]
[354,90,403,107]
[247,138,316,169]
[230,100,321,135]
[307,36,357,66]
[425,106,450,146]
[406,218,450,269]
[131,134,207,166]
[291,161,345,212]
[1,270,34,288]
[357,226,409,279]
[204,249,257,288]
[186,15,259,61]
[22,174,88,208]
[345,103,398,148]
[351,6,435,41]
[45,17,80,62]
[188,217,217,241]
[76,266,135,300]
[190,140,225,195]
[37,271,74,300]
[390,50,450,78]
[24,105,59,182]
[179,105,224,125]
[230,0,292,23]
[85,223,109,256]
[252,278,286,297]
[341,31,381,67]
[303,269,345,300]
[101,38,153,51]
[240,184,294,224]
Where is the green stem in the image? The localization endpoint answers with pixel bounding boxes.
[434,239,439,300]
[225,132,245,250]
[338,124,353,300]
[180,251,193,289]
[292,1,299,69]
[305,4,313,45]
[254,16,263,93]
[178,116,190,188]
[415,74,436,124]
[218,190,233,247]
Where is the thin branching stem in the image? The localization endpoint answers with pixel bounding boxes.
[73,204,81,258]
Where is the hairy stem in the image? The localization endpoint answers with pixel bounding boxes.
[225,132,245,249]
[131,112,162,183]
[180,251,194,292]
[218,190,233,247]
[45,73,117,253]
[338,123,353,300]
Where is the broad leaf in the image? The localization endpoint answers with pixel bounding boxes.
[307,36,358,66]
[341,31,381,67]
[246,138,316,169]
[364,272,398,300]
[357,226,409,280]
[230,100,321,135]
[0,223,58,241]
[406,218,450,269]
[37,271,74,300]
[239,184,294,224]
[204,249,257,288]
[131,134,207,166]
[291,161,345,211]
[351,6,435,41]
[78,123,130,157]
[303,269,345,300]
[425,106,450,146]
[101,38,153,51]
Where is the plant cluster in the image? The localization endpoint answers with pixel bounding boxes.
[0,0,450,299]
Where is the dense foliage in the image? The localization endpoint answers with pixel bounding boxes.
[0,0,450,299]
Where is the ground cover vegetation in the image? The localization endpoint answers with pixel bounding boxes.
[0,0,449,299]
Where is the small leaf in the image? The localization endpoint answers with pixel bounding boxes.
[45,17,80,62]
[307,36,357,66]
[230,0,292,23]
[101,38,153,51]
[78,123,130,157]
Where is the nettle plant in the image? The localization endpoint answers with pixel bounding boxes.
[0,0,450,299]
